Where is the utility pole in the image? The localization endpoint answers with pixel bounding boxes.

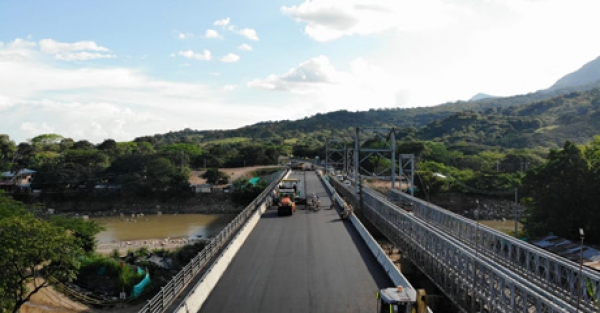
[514,188,518,238]
[472,202,480,313]
[576,228,584,313]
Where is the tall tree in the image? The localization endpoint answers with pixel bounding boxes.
[30,134,63,152]
[49,216,104,253]
[0,135,16,170]
[0,215,83,313]
[523,141,595,241]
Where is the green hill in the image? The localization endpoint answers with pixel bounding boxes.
[150,87,600,152]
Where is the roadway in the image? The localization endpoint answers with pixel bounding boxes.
[198,170,393,313]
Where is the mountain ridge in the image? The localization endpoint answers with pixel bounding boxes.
[152,55,600,150]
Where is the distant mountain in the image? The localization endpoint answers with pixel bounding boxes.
[154,86,600,152]
[549,55,600,91]
[469,93,497,101]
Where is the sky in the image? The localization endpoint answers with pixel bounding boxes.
[1,0,600,144]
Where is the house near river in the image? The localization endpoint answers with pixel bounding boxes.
[0,168,36,193]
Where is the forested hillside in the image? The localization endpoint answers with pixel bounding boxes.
[152,87,600,152]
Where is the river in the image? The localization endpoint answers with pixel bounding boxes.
[92,213,237,243]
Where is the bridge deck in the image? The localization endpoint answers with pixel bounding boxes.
[198,171,393,313]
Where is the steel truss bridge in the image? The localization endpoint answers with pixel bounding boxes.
[332,176,600,313]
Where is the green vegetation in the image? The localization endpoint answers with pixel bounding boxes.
[0,197,85,313]
[522,138,600,243]
[49,215,105,253]
[202,168,230,185]
[0,190,215,310]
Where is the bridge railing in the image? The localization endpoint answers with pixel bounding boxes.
[138,169,288,313]
[363,188,575,312]
[331,178,572,312]
[388,189,600,311]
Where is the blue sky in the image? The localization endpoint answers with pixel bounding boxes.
[2,0,600,144]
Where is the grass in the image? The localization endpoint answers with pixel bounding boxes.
[534,125,559,133]
[200,137,251,145]
[480,220,522,235]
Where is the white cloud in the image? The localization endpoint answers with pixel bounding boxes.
[282,0,462,42]
[238,28,259,41]
[248,55,339,92]
[38,38,115,60]
[279,0,600,106]
[238,44,253,51]
[56,52,115,61]
[0,41,257,143]
[39,39,109,54]
[8,38,37,49]
[245,56,404,119]
[221,85,237,92]
[0,94,11,109]
[205,29,222,39]
[0,38,307,143]
[20,121,55,135]
[178,32,194,39]
[221,53,240,63]
[214,18,230,26]
[178,50,211,61]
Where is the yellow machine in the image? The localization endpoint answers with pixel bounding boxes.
[276,179,304,216]
[376,287,425,313]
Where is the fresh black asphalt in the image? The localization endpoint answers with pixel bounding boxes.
[198,171,393,313]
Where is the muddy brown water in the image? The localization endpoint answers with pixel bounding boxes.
[92,214,237,243]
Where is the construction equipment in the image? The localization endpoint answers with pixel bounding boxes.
[376,286,424,313]
[276,178,305,216]
[290,161,310,171]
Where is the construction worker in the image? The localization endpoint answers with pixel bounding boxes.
[341,203,353,219]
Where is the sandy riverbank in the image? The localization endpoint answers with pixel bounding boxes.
[96,237,211,256]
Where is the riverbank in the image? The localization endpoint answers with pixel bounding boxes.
[40,193,245,219]
[96,237,211,256]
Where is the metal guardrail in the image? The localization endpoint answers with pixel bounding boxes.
[137,169,288,313]
[388,189,600,312]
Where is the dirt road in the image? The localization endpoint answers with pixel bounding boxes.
[189,165,278,185]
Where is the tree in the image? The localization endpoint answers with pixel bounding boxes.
[49,216,105,253]
[0,192,27,219]
[97,139,118,160]
[30,134,63,151]
[72,140,95,150]
[202,168,229,184]
[0,135,16,170]
[0,215,83,313]
[523,141,594,241]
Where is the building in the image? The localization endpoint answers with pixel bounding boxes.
[0,168,37,192]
